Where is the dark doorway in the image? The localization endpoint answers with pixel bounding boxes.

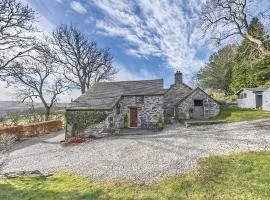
[193,100,204,119]
[129,107,138,127]
[256,95,263,109]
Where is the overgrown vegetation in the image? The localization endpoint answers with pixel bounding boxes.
[216,105,270,122]
[1,152,270,199]
[65,111,107,135]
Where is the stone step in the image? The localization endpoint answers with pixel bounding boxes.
[185,120,227,127]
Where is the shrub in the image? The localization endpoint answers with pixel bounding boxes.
[65,111,107,135]
[156,114,164,130]
[188,108,194,119]
[124,114,128,128]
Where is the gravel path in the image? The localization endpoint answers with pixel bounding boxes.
[1,119,270,183]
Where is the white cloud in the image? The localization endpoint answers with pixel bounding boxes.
[114,62,157,81]
[93,0,207,77]
[70,1,87,14]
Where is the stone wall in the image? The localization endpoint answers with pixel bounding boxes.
[164,83,192,122]
[176,89,220,120]
[108,95,164,129]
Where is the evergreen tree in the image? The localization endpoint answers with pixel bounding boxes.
[197,45,236,95]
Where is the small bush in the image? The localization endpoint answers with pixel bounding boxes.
[156,114,164,130]
[124,114,128,128]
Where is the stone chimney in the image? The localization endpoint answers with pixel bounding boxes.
[175,71,183,85]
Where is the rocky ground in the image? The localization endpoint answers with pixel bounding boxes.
[1,119,270,183]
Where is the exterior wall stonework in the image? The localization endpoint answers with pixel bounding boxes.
[176,89,220,119]
[164,83,192,122]
[107,95,164,129]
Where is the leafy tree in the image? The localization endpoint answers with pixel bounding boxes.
[231,18,270,93]
[197,45,236,95]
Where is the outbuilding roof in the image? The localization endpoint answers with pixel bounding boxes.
[67,79,164,110]
[236,88,268,94]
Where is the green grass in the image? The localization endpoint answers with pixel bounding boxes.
[1,152,270,199]
[216,104,270,122]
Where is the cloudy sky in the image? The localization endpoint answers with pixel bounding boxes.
[1,0,269,102]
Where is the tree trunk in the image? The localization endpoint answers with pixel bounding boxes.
[81,85,86,94]
[245,34,270,57]
[45,107,51,121]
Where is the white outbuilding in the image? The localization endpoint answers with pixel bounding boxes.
[263,88,270,111]
[237,88,270,111]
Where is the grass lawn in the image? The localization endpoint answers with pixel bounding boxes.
[215,104,270,122]
[1,152,270,199]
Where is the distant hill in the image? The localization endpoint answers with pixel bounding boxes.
[0,101,67,118]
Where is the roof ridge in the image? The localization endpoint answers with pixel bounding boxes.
[98,78,163,84]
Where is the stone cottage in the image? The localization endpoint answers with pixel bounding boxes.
[66,72,220,135]
[67,79,164,129]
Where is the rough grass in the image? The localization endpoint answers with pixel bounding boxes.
[216,104,270,122]
[1,152,270,199]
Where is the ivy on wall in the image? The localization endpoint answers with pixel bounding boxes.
[65,111,107,135]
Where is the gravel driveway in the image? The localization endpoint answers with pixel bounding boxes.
[1,119,270,183]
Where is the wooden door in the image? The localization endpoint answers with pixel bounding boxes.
[130,107,137,128]
[193,100,204,119]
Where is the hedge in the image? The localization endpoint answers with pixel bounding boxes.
[0,120,63,139]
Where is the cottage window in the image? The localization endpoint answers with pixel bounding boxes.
[136,96,144,104]
[116,103,120,114]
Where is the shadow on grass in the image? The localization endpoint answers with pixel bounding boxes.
[0,177,105,200]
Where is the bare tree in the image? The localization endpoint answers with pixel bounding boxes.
[52,24,117,94]
[0,0,36,73]
[200,0,270,57]
[6,44,68,120]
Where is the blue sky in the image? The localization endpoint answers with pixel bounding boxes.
[1,0,269,102]
[28,0,209,87]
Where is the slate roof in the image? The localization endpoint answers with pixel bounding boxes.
[236,88,268,94]
[67,79,164,110]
